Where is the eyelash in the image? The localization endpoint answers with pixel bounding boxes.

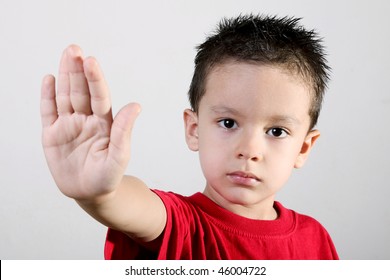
[266,127,289,138]
[217,119,238,129]
[217,119,289,138]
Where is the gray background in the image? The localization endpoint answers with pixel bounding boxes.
[0,0,389,259]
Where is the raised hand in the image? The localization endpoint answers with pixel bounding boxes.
[41,45,141,201]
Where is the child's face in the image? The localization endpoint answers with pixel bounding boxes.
[184,61,320,219]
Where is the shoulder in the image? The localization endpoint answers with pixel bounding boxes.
[152,190,198,214]
[151,190,205,226]
[276,201,327,229]
[153,190,214,214]
[275,201,335,242]
[276,202,339,259]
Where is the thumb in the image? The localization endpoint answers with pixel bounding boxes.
[109,102,141,165]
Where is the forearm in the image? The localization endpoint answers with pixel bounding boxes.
[76,175,166,242]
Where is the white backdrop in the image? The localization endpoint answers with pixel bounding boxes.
[0,0,389,259]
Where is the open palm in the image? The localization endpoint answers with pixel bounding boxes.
[41,45,140,200]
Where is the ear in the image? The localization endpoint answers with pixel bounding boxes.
[183,109,199,151]
[294,129,321,169]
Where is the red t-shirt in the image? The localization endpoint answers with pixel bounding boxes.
[105,191,338,260]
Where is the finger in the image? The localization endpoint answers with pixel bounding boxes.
[67,46,92,115]
[56,45,76,115]
[83,57,112,119]
[40,75,58,128]
[109,103,141,166]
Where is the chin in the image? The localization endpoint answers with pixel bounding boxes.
[224,188,262,206]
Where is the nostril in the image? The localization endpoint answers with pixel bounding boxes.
[251,156,259,162]
[237,153,261,162]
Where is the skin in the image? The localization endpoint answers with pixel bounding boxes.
[41,45,166,242]
[184,61,320,220]
[41,45,319,245]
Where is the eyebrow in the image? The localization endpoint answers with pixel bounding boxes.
[210,105,301,126]
[268,115,301,125]
[210,106,242,116]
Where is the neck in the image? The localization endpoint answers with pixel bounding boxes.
[202,187,278,220]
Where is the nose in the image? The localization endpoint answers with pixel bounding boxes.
[236,130,263,162]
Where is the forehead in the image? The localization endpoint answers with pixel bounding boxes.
[206,60,310,92]
[200,61,312,122]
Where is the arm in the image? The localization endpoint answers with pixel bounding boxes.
[40,45,166,242]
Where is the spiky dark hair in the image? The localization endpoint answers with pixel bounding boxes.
[188,14,330,129]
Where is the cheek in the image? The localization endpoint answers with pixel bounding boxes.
[268,139,302,162]
[198,141,226,168]
[197,134,230,178]
[198,125,228,156]
[265,144,299,181]
[264,158,295,192]
[198,150,221,185]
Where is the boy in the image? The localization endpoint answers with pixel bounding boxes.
[40,14,338,259]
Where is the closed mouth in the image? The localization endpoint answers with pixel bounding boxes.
[227,171,260,181]
[226,171,261,186]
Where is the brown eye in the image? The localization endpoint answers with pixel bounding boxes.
[218,119,237,129]
[266,128,288,138]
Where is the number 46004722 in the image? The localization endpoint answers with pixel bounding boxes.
[217,266,266,276]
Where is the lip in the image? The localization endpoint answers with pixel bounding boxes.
[227,171,261,187]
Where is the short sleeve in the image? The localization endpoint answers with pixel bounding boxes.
[104,190,195,260]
